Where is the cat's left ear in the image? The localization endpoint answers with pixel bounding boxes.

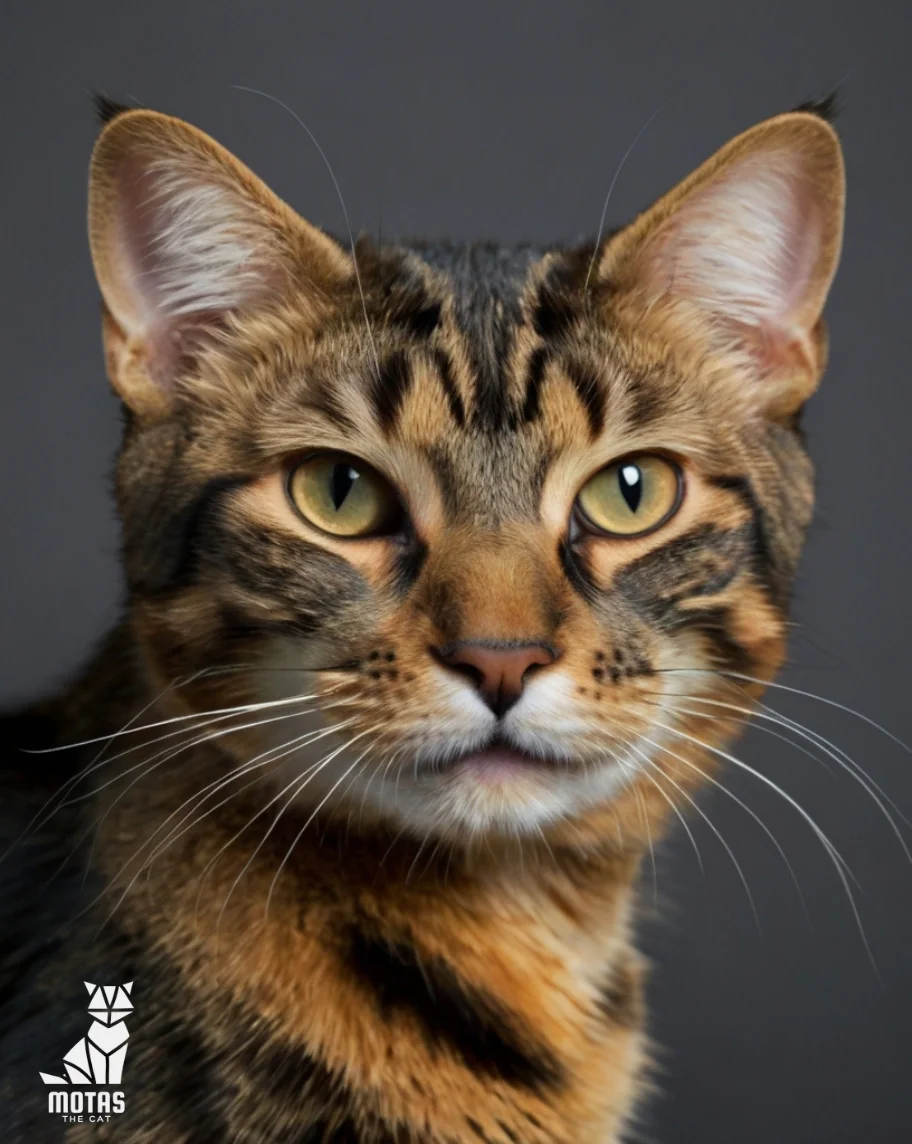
[598,111,845,417]
[88,108,353,418]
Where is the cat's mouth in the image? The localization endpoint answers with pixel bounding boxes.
[427,735,577,780]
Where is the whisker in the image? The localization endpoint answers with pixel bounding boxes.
[232,85,381,382]
[404,830,432,886]
[632,726,809,913]
[617,738,704,877]
[583,103,665,290]
[629,740,759,927]
[35,706,323,889]
[189,722,362,924]
[655,666,912,755]
[263,729,385,915]
[26,688,341,754]
[651,717,878,972]
[0,664,233,865]
[49,698,346,888]
[634,783,659,908]
[10,687,348,871]
[142,718,359,884]
[67,695,337,808]
[218,726,382,931]
[96,718,359,939]
[85,710,357,935]
[656,693,912,864]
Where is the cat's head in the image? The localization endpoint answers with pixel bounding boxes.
[87,104,844,849]
[84,981,133,1026]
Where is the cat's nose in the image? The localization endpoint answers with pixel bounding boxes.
[433,641,558,717]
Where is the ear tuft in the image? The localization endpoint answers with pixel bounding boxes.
[792,90,840,124]
[93,92,135,128]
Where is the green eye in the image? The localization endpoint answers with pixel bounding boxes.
[576,454,682,537]
[287,453,400,537]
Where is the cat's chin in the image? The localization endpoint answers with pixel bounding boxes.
[355,731,642,842]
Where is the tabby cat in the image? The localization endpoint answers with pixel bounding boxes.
[0,97,844,1142]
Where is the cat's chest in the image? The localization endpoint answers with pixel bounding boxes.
[161,857,643,1142]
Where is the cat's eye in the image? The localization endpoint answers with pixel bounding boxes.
[576,454,682,537]
[287,453,401,538]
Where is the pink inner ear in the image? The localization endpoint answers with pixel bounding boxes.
[106,150,281,392]
[648,150,824,337]
[114,153,173,323]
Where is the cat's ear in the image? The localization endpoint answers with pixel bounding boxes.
[599,111,845,417]
[88,109,352,418]
[84,982,95,994]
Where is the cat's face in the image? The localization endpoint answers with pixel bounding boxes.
[88,107,844,847]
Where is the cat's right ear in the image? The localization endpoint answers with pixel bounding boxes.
[88,109,352,418]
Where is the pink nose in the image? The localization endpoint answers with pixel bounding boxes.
[434,642,558,716]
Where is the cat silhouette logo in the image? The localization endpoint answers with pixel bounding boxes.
[39,982,131,1122]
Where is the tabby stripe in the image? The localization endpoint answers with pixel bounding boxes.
[531,288,577,342]
[230,1008,379,1136]
[708,474,780,602]
[520,347,549,423]
[614,523,749,626]
[675,605,756,672]
[210,527,368,615]
[559,538,600,604]
[308,376,359,433]
[597,957,640,1029]
[370,350,413,430]
[434,349,466,427]
[564,357,605,438]
[467,1117,494,1142]
[347,927,563,1093]
[127,474,247,595]
[531,245,598,341]
[216,607,325,647]
[401,299,443,339]
[626,378,663,429]
[391,537,428,596]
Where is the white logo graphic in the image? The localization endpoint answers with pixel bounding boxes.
[40,981,133,1086]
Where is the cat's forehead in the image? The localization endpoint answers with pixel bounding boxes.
[409,240,544,406]
[367,241,719,512]
[203,237,732,517]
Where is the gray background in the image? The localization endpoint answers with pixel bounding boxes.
[1,2,910,1140]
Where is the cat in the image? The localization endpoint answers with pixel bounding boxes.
[39,982,133,1087]
[0,94,844,1142]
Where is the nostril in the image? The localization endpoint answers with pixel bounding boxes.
[452,661,485,689]
[429,646,482,686]
[431,641,559,715]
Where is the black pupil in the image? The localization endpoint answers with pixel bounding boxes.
[330,463,359,510]
[618,464,643,512]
